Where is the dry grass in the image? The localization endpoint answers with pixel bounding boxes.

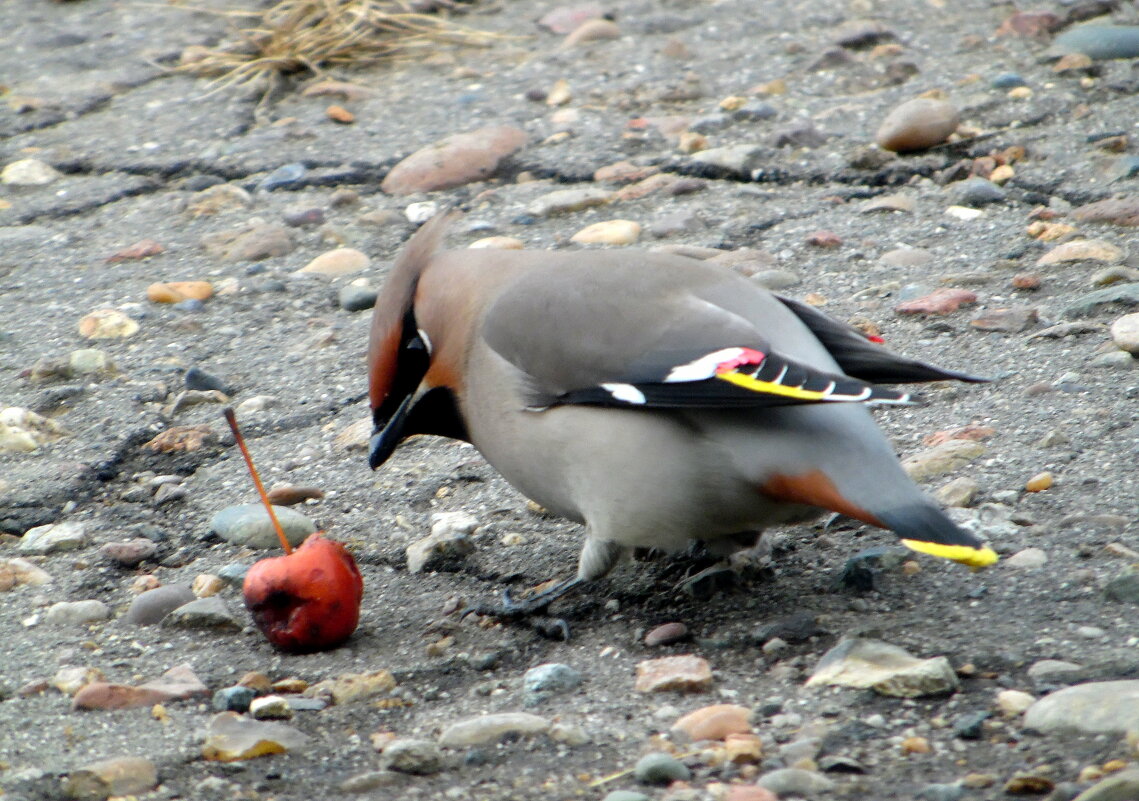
[175,0,499,95]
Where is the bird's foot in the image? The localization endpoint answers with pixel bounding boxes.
[462,577,582,640]
[677,561,738,600]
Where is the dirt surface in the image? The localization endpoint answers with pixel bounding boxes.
[3,0,1139,799]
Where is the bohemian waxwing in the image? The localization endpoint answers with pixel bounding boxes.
[368,213,997,616]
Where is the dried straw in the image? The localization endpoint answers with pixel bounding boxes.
[176,0,498,94]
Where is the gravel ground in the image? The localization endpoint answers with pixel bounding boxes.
[2,1,1139,800]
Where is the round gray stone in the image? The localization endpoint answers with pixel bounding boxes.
[757,767,836,797]
[1024,680,1139,735]
[44,600,112,626]
[1053,25,1139,60]
[523,663,582,705]
[379,738,444,775]
[633,752,690,785]
[209,504,315,549]
[126,584,196,625]
[339,285,379,312]
[955,176,1006,206]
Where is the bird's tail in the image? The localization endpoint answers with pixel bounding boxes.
[875,503,997,568]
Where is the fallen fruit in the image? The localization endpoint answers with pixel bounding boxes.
[242,533,363,653]
[224,408,363,653]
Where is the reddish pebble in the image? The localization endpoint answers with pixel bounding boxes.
[1012,273,1041,290]
[671,704,753,740]
[970,306,1039,333]
[326,105,355,124]
[98,539,157,567]
[901,735,932,754]
[896,288,978,315]
[266,486,326,506]
[645,622,689,647]
[634,655,713,693]
[996,10,1061,37]
[106,239,164,263]
[726,787,777,801]
[923,424,996,447]
[806,230,842,248]
[666,178,707,196]
[72,683,171,711]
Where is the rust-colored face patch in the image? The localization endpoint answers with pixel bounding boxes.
[760,470,883,528]
[368,324,401,412]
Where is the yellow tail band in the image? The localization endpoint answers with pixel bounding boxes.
[900,539,999,569]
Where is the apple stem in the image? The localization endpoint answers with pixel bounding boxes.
[223,407,294,555]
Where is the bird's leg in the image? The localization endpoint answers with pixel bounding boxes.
[482,576,584,616]
[464,577,582,640]
[463,538,626,639]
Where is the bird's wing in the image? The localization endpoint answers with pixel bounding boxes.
[774,294,988,384]
[481,267,915,410]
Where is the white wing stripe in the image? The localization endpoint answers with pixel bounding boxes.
[664,348,747,383]
[601,383,647,404]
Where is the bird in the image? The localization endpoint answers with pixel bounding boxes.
[367,213,997,622]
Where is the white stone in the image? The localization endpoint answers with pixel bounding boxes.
[44,600,112,626]
[2,158,61,186]
[1110,312,1139,354]
[19,521,87,555]
[438,712,550,747]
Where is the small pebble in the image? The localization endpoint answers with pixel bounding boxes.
[201,711,309,761]
[644,622,689,646]
[209,504,316,549]
[192,574,224,598]
[283,206,326,227]
[213,685,257,712]
[527,188,613,217]
[1038,239,1124,266]
[184,366,231,393]
[162,596,241,630]
[147,281,213,304]
[756,767,836,797]
[78,309,139,339]
[996,689,1036,716]
[633,752,690,785]
[901,735,931,754]
[2,158,61,185]
[634,655,713,693]
[876,98,960,153]
[671,704,752,741]
[1052,25,1139,61]
[523,663,583,705]
[63,757,157,799]
[98,539,157,567]
[20,521,87,555]
[339,284,379,312]
[437,712,550,747]
[991,72,1026,89]
[603,792,651,801]
[1005,547,1048,569]
[916,784,966,801]
[44,600,112,626]
[250,695,294,720]
[257,163,305,192]
[955,177,1005,206]
[1025,471,1053,492]
[379,738,444,775]
[571,220,641,246]
[126,584,196,625]
[1110,313,1139,353]
[297,248,369,277]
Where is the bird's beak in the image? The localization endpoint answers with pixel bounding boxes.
[368,386,421,470]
